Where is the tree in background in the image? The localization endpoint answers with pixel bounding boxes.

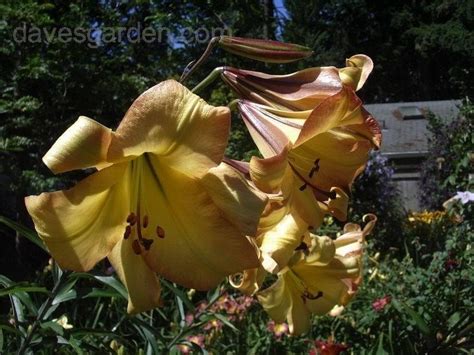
[0,0,276,277]
[282,0,473,103]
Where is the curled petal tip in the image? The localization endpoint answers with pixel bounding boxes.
[262,253,280,274]
[339,54,374,91]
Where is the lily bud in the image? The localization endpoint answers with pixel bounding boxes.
[218,36,313,63]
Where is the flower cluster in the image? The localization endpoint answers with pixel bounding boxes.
[309,337,348,355]
[267,320,290,339]
[185,292,255,330]
[408,210,446,224]
[372,295,391,312]
[24,37,381,335]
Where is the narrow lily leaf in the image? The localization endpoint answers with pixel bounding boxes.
[57,336,84,355]
[394,300,431,336]
[219,36,312,63]
[131,323,160,354]
[161,279,195,311]
[210,313,239,332]
[40,321,65,336]
[93,276,128,300]
[0,216,47,252]
[0,283,48,297]
[52,278,78,305]
[0,275,38,317]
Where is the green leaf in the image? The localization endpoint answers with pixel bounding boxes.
[0,216,47,252]
[93,276,128,300]
[161,279,194,311]
[394,300,431,336]
[0,283,49,297]
[52,278,78,305]
[0,327,3,353]
[57,335,84,355]
[375,333,388,355]
[40,321,64,336]
[132,323,160,354]
[0,275,38,317]
[210,313,239,332]
[69,273,128,299]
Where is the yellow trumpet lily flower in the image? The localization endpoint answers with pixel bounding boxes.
[237,86,380,271]
[257,215,376,335]
[25,80,267,314]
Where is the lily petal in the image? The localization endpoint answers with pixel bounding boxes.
[339,54,374,91]
[43,116,113,174]
[108,238,161,314]
[201,162,268,236]
[136,155,260,290]
[259,213,307,273]
[24,163,130,271]
[222,66,342,111]
[295,87,366,148]
[108,80,231,177]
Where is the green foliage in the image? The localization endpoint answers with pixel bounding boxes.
[420,99,474,209]
[1,203,473,353]
[349,152,406,254]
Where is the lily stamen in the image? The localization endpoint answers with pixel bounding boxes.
[308,158,320,178]
[132,239,142,255]
[303,290,323,300]
[140,238,154,251]
[123,225,132,240]
[289,162,337,199]
[142,215,149,229]
[156,226,165,239]
[126,213,136,226]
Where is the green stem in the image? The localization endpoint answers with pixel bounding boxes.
[180,36,220,83]
[165,287,226,351]
[191,67,223,94]
[17,269,70,355]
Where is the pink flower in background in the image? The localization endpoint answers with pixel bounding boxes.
[267,320,289,339]
[177,335,205,354]
[372,295,391,311]
[310,339,348,355]
[204,318,224,332]
[444,258,459,271]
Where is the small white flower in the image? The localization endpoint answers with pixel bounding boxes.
[454,191,474,204]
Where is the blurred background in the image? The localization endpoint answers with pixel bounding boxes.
[0,1,473,353]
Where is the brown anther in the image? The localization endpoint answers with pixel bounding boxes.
[309,159,320,178]
[308,225,314,230]
[303,290,323,300]
[123,225,132,239]
[142,215,149,228]
[299,183,307,191]
[132,239,142,255]
[127,213,136,226]
[156,226,165,239]
[140,238,154,251]
[295,242,308,251]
